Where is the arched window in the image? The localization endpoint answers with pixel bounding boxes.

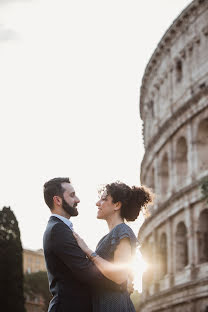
[176,222,188,271]
[197,119,208,171]
[176,59,183,82]
[198,209,208,263]
[160,153,169,194]
[159,233,167,278]
[176,137,188,185]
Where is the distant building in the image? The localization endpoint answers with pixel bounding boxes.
[23,249,47,312]
[23,249,46,274]
[25,294,45,312]
[139,0,208,311]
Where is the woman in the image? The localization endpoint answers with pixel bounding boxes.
[73,181,153,312]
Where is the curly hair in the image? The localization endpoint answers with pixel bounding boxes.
[102,182,154,221]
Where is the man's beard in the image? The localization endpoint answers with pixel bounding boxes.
[62,198,78,216]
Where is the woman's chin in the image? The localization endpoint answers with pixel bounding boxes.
[97,214,103,219]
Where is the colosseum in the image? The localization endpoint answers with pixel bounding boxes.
[138,0,208,311]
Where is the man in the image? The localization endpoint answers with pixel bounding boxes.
[43,177,122,312]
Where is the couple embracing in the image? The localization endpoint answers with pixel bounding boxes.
[43,177,153,312]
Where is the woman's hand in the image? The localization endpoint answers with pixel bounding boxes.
[127,275,134,294]
[73,232,91,255]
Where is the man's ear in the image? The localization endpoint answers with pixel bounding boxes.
[114,201,122,211]
[53,196,62,206]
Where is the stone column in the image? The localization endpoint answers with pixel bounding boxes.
[184,202,197,280]
[169,64,174,114]
[152,229,160,293]
[187,121,197,181]
[140,241,148,299]
[168,140,175,196]
[154,84,160,129]
[170,137,177,194]
[166,217,174,287]
[153,156,159,209]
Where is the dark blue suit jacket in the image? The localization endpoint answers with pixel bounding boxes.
[43,216,121,312]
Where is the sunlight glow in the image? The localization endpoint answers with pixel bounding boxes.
[131,248,147,292]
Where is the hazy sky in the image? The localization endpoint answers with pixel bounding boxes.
[0,0,192,291]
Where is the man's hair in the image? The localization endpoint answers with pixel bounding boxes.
[43,177,71,210]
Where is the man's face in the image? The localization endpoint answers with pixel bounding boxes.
[61,183,80,217]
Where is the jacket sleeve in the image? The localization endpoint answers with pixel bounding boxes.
[51,222,123,290]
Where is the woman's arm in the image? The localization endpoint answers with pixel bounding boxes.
[73,232,132,285]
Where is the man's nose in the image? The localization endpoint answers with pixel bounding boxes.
[76,197,80,203]
[96,200,100,206]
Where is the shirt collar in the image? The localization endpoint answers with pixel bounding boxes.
[51,214,74,231]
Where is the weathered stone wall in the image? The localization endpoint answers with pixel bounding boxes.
[139,0,208,311]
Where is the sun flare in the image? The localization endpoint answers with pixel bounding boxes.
[131,249,147,292]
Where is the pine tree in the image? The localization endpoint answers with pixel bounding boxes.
[0,207,25,312]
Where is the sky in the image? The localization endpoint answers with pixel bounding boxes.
[0,0,192,291]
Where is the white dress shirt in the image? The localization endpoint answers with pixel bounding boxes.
[51,214,74,231]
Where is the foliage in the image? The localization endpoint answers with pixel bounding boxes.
[0,206,25,312]
[201,177,208,203]
[24,271,52,311]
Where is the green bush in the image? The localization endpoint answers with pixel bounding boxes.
[201,177,208,203]
[24,271,52,311]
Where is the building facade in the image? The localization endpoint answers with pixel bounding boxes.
[23,249,46,274]
[139,0,208,311]
[23,249,46,312]
[25,295,45,312]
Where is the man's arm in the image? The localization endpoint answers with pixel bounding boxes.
[80,237,132,284]
[51,223,123,290]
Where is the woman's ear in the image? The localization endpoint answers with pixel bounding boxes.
[114,201,122,211]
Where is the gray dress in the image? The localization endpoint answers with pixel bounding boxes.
[92,223,137,312]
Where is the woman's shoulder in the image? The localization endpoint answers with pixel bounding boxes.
[111,223,137,246]
[113,223,135,235]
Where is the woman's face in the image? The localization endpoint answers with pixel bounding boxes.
[96,191,116,220]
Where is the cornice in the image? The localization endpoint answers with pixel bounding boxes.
[139,0,208,119]
[139,277,208,309]
[138,177,205,240]
[141,87,208,175]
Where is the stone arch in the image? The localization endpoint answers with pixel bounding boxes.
[197,118,208,171]
[159,153,169,194]
[198,209,208,263]
[176,222,188,272]
[159,233,167,278]
[176,136,188,185]
[146,166,155,191]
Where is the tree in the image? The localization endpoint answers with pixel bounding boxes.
[0,206,25,312]
[201,177,208,203]
[24,271,52,311]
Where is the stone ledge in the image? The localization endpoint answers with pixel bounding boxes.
[140,0,208,119]
[139,277,208,310]
[141,86,208,175]
[138,177,206,238]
